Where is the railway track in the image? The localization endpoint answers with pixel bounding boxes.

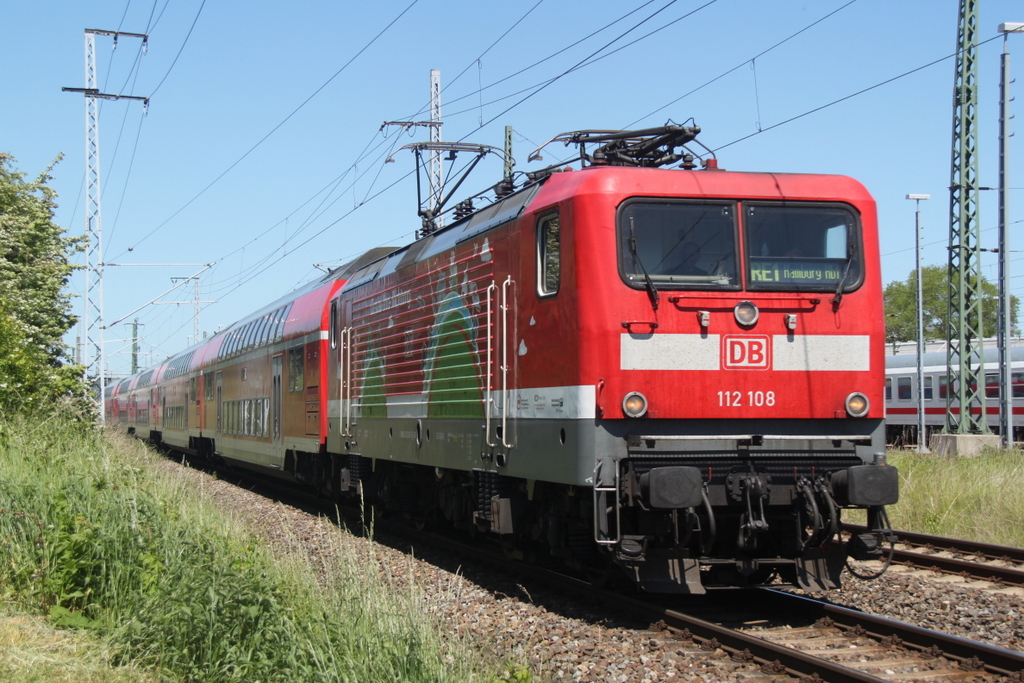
[183,455,1024,681]
[388,519,1024,682]
[845,524,1024,586]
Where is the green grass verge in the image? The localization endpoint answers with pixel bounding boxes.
[884,448,1024,546]
[0,410,488,682]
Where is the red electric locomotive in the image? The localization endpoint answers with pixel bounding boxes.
[108,126,896,593]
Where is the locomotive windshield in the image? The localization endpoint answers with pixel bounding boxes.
[744,203,862,292]
[618,200,740,291]
[617,200,861,292]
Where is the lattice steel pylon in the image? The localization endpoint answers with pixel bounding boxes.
[84,31,104,413]
[63,29,148,422]
[945,0,988,433]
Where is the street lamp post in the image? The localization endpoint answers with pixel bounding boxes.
[907,194,931,453]
[997,22,1023,449]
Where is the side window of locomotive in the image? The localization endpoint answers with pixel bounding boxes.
[744,203,862,292]
[537,213,561,296]
[330,300,339,348]
[288,346,304,392]
[617,200,738,290]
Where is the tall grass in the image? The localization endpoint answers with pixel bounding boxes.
[0,409,482,682]
[885,449,1024,546]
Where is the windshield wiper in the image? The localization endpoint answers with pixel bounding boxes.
[831,250,855,306]
[629,216,659,311]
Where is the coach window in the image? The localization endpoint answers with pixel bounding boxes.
[923,376,933,400]
[986,373,1000,398]
[939,375,947,399]
[276,305,290,340]
[255,316,269,347]
[885,377,892,401]
[537,213,560,296]
[1014,372,1024,398]
[288,346,304,392]
[897,376,912,401]
[245,321,258,350]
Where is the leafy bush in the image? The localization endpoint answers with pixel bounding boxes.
[0,154,87,417]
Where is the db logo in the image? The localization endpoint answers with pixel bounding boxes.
[722,335,771,370]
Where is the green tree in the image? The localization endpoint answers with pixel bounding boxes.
[884,264,1018,353]
[0,153,87,415]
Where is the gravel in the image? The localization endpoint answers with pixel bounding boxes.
[165,459,1024,681]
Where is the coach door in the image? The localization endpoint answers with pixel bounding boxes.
[272,354,283,445]
[215,371,223,432]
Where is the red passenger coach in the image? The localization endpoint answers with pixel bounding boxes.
[111,126,897,593]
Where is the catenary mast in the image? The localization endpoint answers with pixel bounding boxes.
[945,0,988,434]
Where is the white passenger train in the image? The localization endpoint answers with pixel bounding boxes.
[884,344,1024,445]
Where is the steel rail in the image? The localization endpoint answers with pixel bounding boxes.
[757,589,1024,678]
[845,524,1024,585]
[845,524,1024,562]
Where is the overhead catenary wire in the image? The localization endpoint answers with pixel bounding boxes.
[114,0,421,260]
[105,109,147,249]
[199,0,696,299]
[192,0,560,296]
[625,0,860,130]
[409,0,664,123]
[714,33,1004,153]
[148,0,207,98]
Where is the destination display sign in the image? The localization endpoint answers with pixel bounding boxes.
[749,258,845,285]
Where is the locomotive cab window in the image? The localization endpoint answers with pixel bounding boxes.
[618,200,739,290]
[744,203,862,292]
[537,213,561,296]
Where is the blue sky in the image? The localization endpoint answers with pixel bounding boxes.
[3,0,1023,378]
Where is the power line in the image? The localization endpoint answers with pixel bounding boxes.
[148,0,207,97]
[714,34,1003,153]
[105,110,147,249]
[465,0,715,136]
[196,1,721,307]
[625,0,859,129]
[164,1,673,301]
[416,0,663,122]
[115,0,421,259]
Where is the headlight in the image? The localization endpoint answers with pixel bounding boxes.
[734,301,759,326]
[846,392,869,418]
[622,392,648,418]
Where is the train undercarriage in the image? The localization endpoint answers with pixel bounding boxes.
[261,445,898,594]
